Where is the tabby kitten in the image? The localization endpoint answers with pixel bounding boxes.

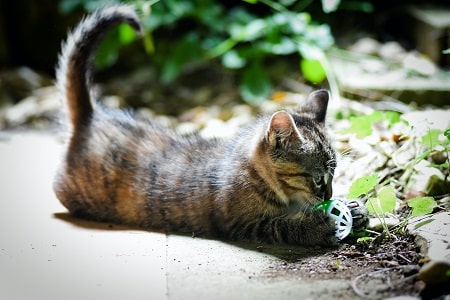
[54,5,342,246]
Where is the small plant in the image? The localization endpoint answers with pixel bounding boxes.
[347,174,396,239]
[342,110,447,243]
[419,128,450,169]
[347,173,438,243]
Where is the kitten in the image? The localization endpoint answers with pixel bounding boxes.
[53,5,364,247]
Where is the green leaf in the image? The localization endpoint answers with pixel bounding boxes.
[413,218,435,230]
[356,236,374,243]
[59,0,81,13]
[300,58,327,83]
[164,1,194,18]
[230,19,266,41]
[341,111,384,138]
[445,128,450,142]
[384,111,401,126]
[374,186,397,213]
[283,12,309,35]
[239,61,271,104]
[94,29,120,69]
[408,196,437,217]
[420,129,442,149]
[297,42,325,60]
[118,24,137,44]
[161,34,202,83]
[260,37,297,55]
[348,174,378,198]
[280,0,297,5]
[222,50,246,69]
[322,0,341,13]
[365,186,397,215]
[301,24,334,50]
[339,1,373,13]
[93,23,137,69]
[142,31,155,54]
[208,38,238,59]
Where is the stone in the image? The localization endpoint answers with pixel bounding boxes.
[402,52,437,76]
[349,37,381,55]
[378,41,407,62]
[407,160,447,196]
[408,212,450,286]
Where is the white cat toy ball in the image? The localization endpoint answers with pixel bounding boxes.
[314,199,353,240]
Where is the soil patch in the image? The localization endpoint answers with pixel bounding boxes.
[263,234,425,299]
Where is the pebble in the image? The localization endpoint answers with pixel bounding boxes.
[402,52,437,76]
[200,119,232,139]
[378,41,408,62]
[176,122,200,135]
[0,67,52,104]
[408,160,447,195]
[349,37,381,55]
[1,86,59,128]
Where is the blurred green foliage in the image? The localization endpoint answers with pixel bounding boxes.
[341,111,401,139]
[59,0,372,104]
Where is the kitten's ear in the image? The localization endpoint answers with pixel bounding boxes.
[265,111,300,148]
[299,89,329,123]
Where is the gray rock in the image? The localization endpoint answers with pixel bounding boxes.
[408,212,450,286]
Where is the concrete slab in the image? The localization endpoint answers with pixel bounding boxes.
[166,235,352,300]
[409,212,450,262]
[0,132,167,300]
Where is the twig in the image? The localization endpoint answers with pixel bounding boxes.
[397,253,412,264]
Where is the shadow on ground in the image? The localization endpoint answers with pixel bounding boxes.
[54,211,331,262]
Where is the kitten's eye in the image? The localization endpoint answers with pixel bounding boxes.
[313,175,324,188]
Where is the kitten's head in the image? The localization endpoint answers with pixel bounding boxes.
[257,90,336,208]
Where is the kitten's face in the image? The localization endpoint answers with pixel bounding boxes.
[260,90,335,207]
[269,145,335,205]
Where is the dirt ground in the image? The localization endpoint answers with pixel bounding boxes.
[260,234,425,299]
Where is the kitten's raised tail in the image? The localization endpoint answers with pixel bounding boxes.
[56,5,142,129]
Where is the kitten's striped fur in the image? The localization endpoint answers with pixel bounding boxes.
[53,5,339,246]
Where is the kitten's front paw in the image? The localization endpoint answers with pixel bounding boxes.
[346,199,369,233]
[306,210,339,246]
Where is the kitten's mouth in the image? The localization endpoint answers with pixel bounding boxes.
[308,197,328,210]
